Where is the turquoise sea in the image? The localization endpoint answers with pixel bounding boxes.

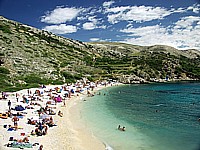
[80,82,200,150]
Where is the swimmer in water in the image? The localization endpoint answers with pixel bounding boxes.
[118,125,126,131]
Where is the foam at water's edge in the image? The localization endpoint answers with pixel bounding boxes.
[104,142,113,150]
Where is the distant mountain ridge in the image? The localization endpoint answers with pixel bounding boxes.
[0,16,200,91]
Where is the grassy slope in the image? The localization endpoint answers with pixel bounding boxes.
[0,16,200,91]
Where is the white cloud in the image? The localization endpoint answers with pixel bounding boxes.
[120,16,200,50]
[174,7,187,13]
[43,24,77,34]
[106,5,174,24]
[187,4,200,13]
[121,25,167,36]
[40,2,200,50]
[120,26,175,48]
[83,22,96,30]
[77,15,87,21]
[41,7,82,24]
[90,38,100,41]
[88,16,98,23]
[82,22,106,30]
[174,16,200,29]
[105,6,130,13]
[103,1,115,8]
[82,15,107,30]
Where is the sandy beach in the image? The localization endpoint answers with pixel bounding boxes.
[0,83,108,150]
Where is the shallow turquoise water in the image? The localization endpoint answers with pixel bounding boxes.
[80,82,200,150]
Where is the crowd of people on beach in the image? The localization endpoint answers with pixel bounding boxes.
[0,85,69,149]
[0,80,102,149]
[0,79,120,149]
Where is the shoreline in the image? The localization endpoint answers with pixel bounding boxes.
[67,84,115,150]
[1,81,198,149]
[0,83,114,150]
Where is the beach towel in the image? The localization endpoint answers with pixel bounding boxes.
[10,141,32,148]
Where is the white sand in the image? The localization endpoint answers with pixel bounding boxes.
[0,84,107,150]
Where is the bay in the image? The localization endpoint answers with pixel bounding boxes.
[80,82,200,150]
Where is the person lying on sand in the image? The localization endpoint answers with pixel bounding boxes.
[6,137,30,147]
[58,110,63,117]
[16,136,29,143]
[46,116,57,127]
[6,110,12,118]
[35,123,48,136]
[41,116,56,127]
[31,130,36,136]
[18,136,29,143]
[27,118,37,125]
[48,109,56,115]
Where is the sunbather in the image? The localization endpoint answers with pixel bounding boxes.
[58,110,63,117]
[6,110,12,117]
[27,118,37,125]
[35,123,48,136]
[17,136,29,143]
[46,116,56,127]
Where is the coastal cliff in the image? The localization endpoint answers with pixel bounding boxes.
[0,16,200,91]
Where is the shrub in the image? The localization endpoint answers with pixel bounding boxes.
[23,74,43,84]
[0,67,10,74]
[0,25,11,34]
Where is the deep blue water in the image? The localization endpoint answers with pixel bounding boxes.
[81,82,200,150]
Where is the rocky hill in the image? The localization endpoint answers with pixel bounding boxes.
[0,16,200,91]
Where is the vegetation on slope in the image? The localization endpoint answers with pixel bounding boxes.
[0,16,200,91]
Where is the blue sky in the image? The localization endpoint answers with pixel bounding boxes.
[0,0,200,50]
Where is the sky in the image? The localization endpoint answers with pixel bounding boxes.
[0,0,200,50]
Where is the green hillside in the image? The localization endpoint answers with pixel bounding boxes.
[0,16,200,91]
